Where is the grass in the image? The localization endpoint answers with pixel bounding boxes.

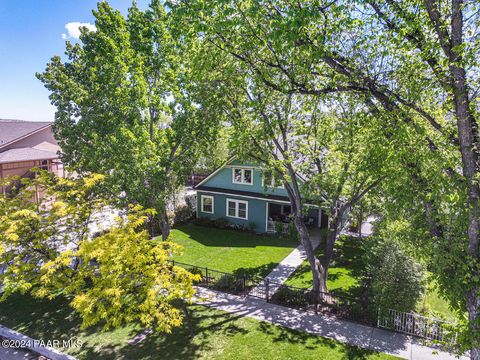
[0,294,400,360]
[284,234,459,321]
[170,224,298,278]
[285,235,362,296]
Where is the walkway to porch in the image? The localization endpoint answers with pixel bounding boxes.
[251,228,323,297]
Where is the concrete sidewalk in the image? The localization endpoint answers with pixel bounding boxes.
[193,287,466,360]
[0,325,75,360]
[250,229,322,296]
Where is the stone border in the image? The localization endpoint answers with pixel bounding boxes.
[0,324,76,360]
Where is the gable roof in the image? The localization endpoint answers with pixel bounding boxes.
[0,119,52,148]
[194,156,306,188]
[0,147,59,164]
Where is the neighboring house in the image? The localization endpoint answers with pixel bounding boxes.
[0,119,64,194]
[194,159,329,234]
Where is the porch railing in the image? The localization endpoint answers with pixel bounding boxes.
[267,220,289,234]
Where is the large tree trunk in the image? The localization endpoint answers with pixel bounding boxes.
[285,169,323,306]
[159,207,171,240]
[318,211,342,294]
[293,213,322,294]
[449,2,480,358]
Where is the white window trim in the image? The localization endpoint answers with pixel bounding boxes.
[261,171,285,189]
[232,168,254,185]
[201,195,214,214]
[226,198,249,220]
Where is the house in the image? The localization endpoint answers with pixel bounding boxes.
[194,159,328,233]
[0,119,64,194]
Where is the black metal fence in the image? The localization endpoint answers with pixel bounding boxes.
[171,260,262,296]
[266,281,378,325]
[170,260,458,343]
[170,260,375,324]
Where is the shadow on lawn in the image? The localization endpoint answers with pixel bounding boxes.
[256,318,396,360]
[0,295,398,359]
[286,235,368,298]
[0,295,250,360]
[231,262,278,279]
[175,223,298,249]
[80,305,249,360]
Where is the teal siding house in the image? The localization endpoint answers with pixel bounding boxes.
[195,159,327,234]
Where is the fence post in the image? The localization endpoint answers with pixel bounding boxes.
[377,307,380,328]
[206,267,209,287]
[265,278,270,302]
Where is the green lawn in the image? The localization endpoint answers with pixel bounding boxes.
[0,294,399,360]
[285,235,362,295]
[285,235,458,322]
[170,224,298,278]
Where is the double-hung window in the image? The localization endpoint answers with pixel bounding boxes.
[201,195,214,213]
[232,168,253,185]
[226,199,248,219]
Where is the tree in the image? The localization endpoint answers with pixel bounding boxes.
[361,237,425,314]
[171,0,479,354]
[0,172,199,332]
[38,1,219,240]
[202,64,391,297]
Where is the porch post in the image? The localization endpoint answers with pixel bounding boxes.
[265,202,269,233]
[318,209,322,228]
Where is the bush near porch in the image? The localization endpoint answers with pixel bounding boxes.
[169,224,298,279]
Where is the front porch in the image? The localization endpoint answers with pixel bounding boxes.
[266,202,327,234]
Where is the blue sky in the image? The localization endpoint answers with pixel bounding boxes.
[0,0,148,122]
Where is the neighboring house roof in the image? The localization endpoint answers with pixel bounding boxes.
[0,119,52,149]
[0,147,59,164]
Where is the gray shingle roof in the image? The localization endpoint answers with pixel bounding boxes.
[0,147,58,164]
[0,119,52,147]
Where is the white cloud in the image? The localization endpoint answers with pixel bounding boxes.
[62,22,96,40]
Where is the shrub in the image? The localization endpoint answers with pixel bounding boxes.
[213,217,229,229]
[212,274,244,294]
[270,285,308,308]
[188,266,204,281]
[248,222,256,232]
[184,194,197,213]
[192,217,213,227]
[275,221,285,236]
[174,204,193,224]
[361,238,425,314]
[287,221,299,241]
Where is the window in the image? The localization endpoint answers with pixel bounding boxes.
[201,195,214,213]
[226,199,248,219]
[232,168,253,185]
[40,160,49,170]
[263,170,284,188]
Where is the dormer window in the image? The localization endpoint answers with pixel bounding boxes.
[232,168,253,185]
